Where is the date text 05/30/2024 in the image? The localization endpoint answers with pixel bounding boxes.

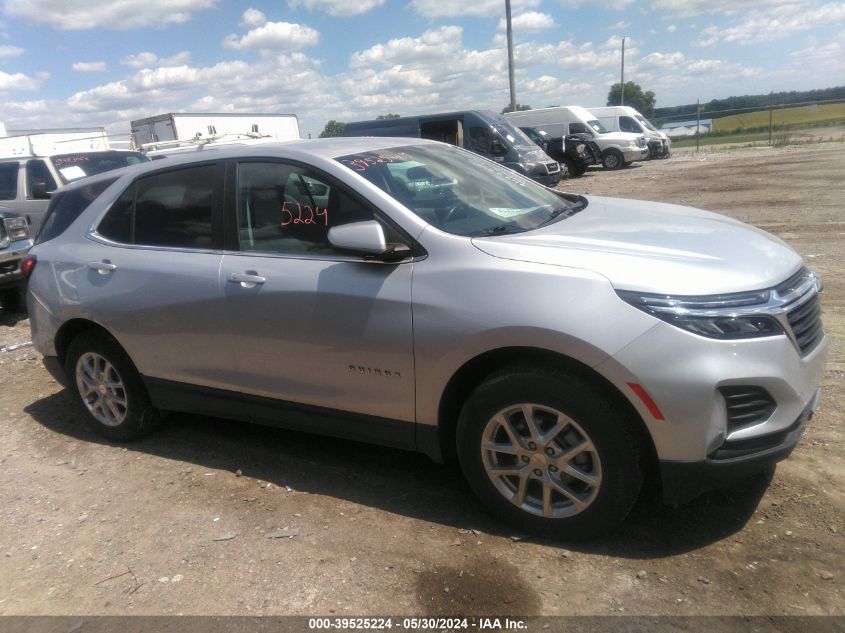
[308,617,528,630]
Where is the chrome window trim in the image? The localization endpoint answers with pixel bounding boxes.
[86,229,420,265]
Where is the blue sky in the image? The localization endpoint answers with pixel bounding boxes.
[1,0,843,139]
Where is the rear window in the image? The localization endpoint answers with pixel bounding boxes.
[0,163,18,200]
[35,178,118,245]
[50,151,148,185]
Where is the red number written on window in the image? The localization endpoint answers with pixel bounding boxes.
[281,201,329,227]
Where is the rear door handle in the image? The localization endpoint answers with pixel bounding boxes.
[88,261,117,275]
[227,272,266,288]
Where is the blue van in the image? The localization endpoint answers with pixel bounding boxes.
[342,110,562,187]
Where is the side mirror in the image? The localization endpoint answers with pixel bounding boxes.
[328,221,410,262]
[490,139,507,156]
[32,179,53,200]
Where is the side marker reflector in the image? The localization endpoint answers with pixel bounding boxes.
[627,382,665,420]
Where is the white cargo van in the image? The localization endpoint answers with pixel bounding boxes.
[131,112,300,156]
[589,106,670,159]
[504,106,649,170]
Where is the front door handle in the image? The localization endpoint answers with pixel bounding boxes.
[227,272,266,288]
[88,261,117,275]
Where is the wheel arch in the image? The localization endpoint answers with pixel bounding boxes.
[54,318,121,368]
[431,346,657,470]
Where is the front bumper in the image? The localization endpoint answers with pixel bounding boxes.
[660,391,817,504]
[0,238,32,290]
[622,147,650,163]
[596,317,828,463]
[648,140,670,159]
[533,161,562,187]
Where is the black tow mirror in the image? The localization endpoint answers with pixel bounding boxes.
[32,179,53,200]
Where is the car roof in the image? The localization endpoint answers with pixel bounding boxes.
[56,136,445,194]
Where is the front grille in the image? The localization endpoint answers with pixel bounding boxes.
[0,260,18,275]
[719,386,776,433]
[0,221,8,248]
[787,293,823,355]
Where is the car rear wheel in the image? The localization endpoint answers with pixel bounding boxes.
[457,368,643,539]
[65,331,162,441]
[602,149,624,170]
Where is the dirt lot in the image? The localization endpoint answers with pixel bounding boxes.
[0,142,843,618]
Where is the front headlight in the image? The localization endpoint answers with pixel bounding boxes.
[3,217,30,242]
[575,143,586,153]
[617,289,784,339]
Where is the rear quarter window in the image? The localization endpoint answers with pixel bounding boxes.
[36,178,118,245]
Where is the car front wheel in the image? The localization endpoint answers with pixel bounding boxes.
[457,368,643,539]
[65,331,162,441]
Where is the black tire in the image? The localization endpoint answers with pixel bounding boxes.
[0,285,26,313]
[602,149,625,170]
[571,163,588,177]
[456,367,643,540]
[64,330,162,442]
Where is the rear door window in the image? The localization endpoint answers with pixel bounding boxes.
[36,178,118,244]
[96,164,220,250]
[0,163,18,200]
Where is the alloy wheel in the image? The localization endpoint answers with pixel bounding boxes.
[481,403,602,518]
[75,352,128,427]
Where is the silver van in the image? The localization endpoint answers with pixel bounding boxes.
[24,138,826,539]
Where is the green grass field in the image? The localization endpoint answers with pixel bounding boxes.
[712,103,845,132]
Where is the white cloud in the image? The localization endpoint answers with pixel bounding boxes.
[120,51,192,68]
[72,61,107,72]
[559,0,634,9]
[350,26,464,68]
[287,0,385,16]
[666,24,677,32]
[694,3,845,47]
[0,43,23,57]
[0,70,39,90]
[2,0,217,30]
[608,20,631,30]
[650,0,796,17]
[223,21,319,52]
[240,8,267,28]
[497,11,556,32]
[409,0,539,18]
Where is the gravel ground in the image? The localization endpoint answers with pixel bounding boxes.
[0,141,843,617]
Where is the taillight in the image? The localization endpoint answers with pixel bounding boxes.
[20,255,36,281]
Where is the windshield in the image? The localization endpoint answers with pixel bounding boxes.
[336,144,585,237]
[635,114,658,131]
[586,119,610,134]
[489,114,536,147]
[51,151,148,184]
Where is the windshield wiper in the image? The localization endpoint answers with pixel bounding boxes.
[537,206,576,227]
[473,224,525,236]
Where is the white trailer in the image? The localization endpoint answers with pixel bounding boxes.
[0,127,115,159]
[130,112,300,155]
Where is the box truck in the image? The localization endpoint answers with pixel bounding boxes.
[131,112,300,156]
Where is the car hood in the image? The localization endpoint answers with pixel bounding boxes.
[471,196,803,295]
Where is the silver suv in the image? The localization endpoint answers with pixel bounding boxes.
[24,138,827,539]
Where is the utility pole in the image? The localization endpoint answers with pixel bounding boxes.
[620,36,626,106]
[505,0,517,112]
[696,98,701,153]
[768,91,774,145]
